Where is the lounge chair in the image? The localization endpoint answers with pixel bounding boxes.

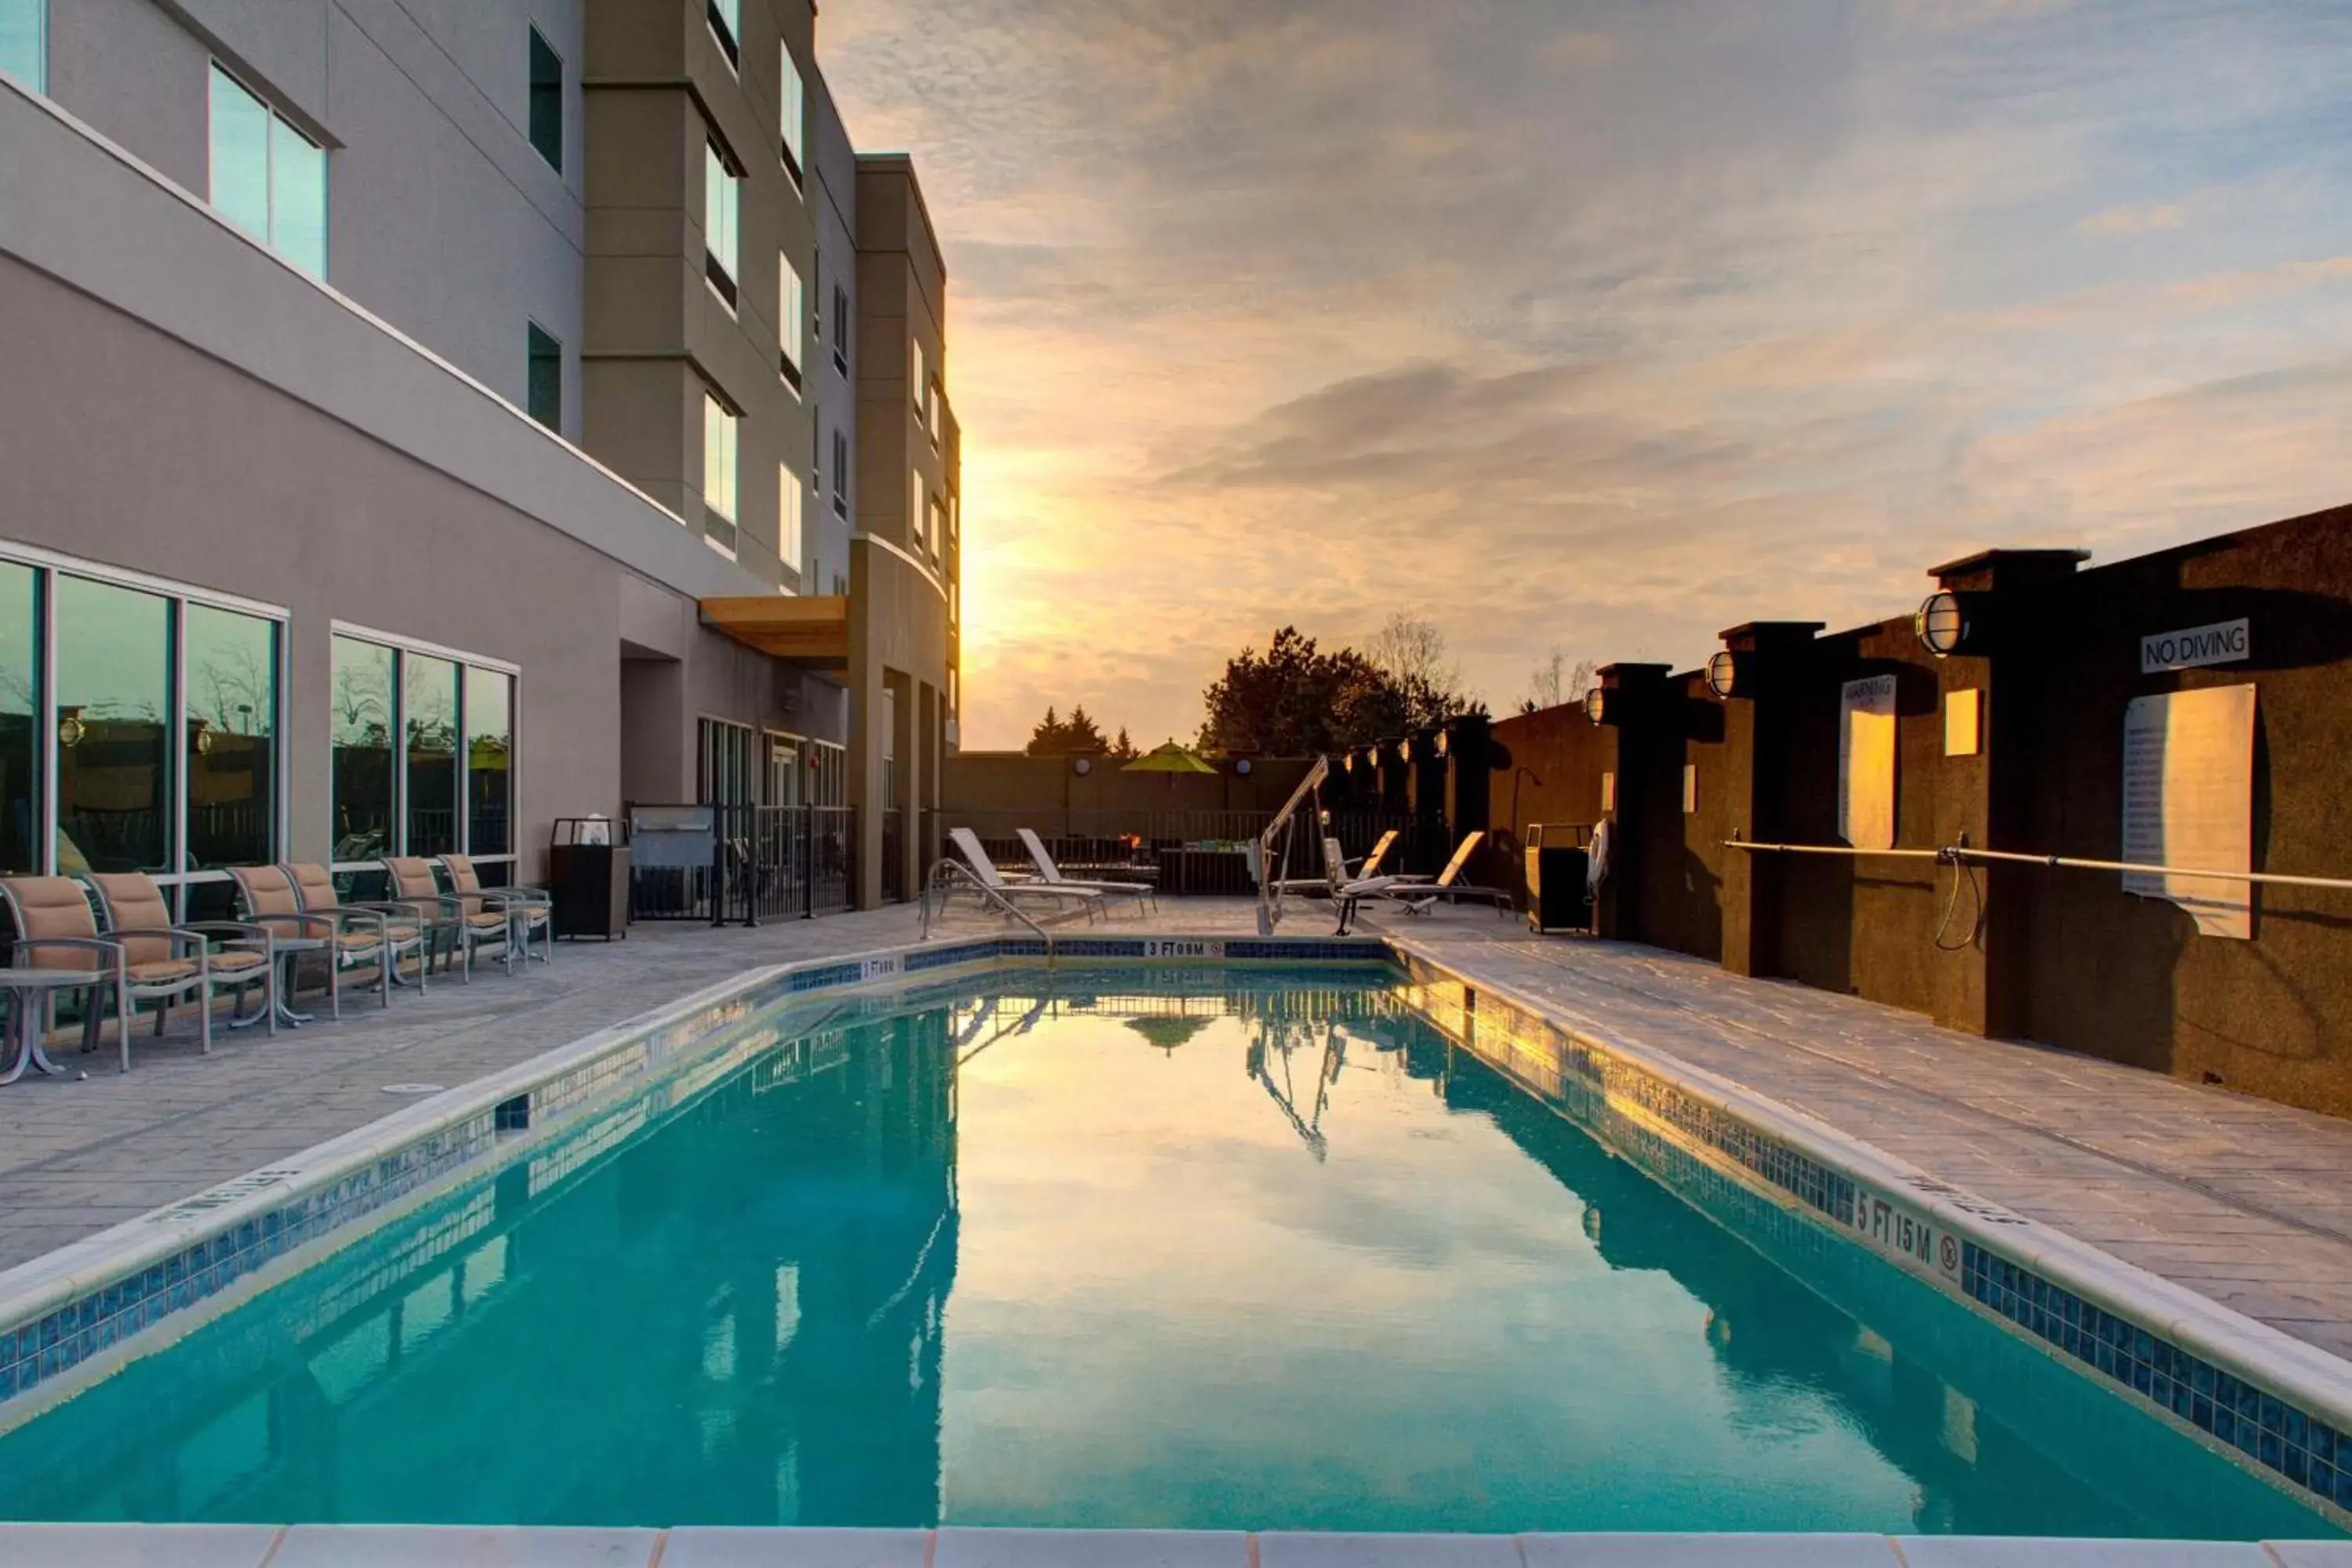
[283,862,430,995]
[1356,829,1401,879]
[229,864,385,1019]
[441,855,553,969]
[946,828,1106,923]
[1014,828,1156,915]
[381,857,502,982]
[1383,832,1515,917]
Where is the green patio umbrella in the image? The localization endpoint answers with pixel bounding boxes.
[1123,739,1218,775]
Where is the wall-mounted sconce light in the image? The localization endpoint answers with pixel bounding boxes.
[190,718,215,756]
[1704,650,1742,700]
[1396,738,1413,762]
[1235,757,1253,776]
[1341,753,1354,774]
[1914,590,1979,658]
[56,708,84,748]
[1073,756,1093,776]
[1435,730,1451,757]
[1585,687,1608,726]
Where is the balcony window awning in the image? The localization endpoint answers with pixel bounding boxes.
[699,595,848,668]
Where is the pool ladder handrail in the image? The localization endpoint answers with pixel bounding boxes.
[920,856,1057,966]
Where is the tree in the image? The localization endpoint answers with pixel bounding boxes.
[1026,704,1111,756]
[1519,648,1597,716]
[1198,626,1406,755]
[1364,612,1486,730]
[1111,727,1138,760]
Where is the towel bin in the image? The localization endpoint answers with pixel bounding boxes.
[1524,822,1593,935]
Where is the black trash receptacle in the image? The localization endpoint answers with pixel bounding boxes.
[550,818,630,940]
[1524,822,1593,935]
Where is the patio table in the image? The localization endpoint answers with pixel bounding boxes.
[0,967,107,1085]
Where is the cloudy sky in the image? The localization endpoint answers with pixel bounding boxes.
[823,1,2352,750]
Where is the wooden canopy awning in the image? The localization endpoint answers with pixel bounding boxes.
[700,595,850,668]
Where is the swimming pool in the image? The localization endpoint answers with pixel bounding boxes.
[0,964,2335,1539]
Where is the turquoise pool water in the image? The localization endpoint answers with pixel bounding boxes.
[0,967,2332,1537]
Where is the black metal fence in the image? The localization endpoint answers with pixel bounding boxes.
[943,808,1436,893]
[625,804,857,924]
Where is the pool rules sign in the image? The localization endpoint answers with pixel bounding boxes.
[2120,684,2256,939]
[1838,676,1899,851]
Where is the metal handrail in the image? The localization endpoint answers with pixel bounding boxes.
[1726,838,2352,892]
[1257,754,1331,936]
[920,857,1056,966]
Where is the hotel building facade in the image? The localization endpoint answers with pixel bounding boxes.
[0,0,959,910]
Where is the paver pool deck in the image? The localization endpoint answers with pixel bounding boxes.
[5,898,2352,1374]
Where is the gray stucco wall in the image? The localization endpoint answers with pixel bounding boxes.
[0,71,760,605]
[0,246,624,875]
[44,0,588,441]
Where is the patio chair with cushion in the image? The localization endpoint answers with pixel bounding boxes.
[440,855,552,970]
[382,857,498,982]
[946,829,1105,923]
[229,864,383,1020]
[1013,828,1156,916]
[0,877,127,1070]
[85,873,280,1044]
[283,862,429,997]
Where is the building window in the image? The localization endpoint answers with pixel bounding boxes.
[183,603,278,873]
[780,41,805,183]
[780,465,803,580]
[927,495,946,558]
[704,392,739,550]
[404,653,459,856]
[54,577,171,877]
[528,27,563,173]
[466,667,513,856]
[779,252,804,390]
[0,555,290,888]
[332,630,517,875]
[706,0,739,67]
[526,322,561,431]
[911,339,926,415]
[927,379,941,445]
[0,564,34,874]
[909,467,924,546]
[831,430,849,518]
[704,140,739,307]
[698,717,754,807]
[831,285,850,376]
[208,64,326,278]
[331,634,395,863]
[0,0,43,93]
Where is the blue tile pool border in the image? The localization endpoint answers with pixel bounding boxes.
[0,931,1389,1421]
[1381,943,2352,1527]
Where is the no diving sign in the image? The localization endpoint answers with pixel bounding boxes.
[2142,618,2249,675]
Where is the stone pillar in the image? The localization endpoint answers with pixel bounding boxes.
[1919,548,2085,1036]
[1588,663,1671,939]
[1441,715,1493,848]
[1711,622,1823,978]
